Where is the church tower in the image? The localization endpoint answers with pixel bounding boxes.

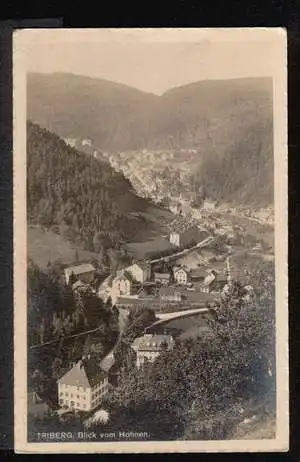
[225,256,232,286]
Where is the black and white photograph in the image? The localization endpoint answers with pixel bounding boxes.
[13,28,288,453]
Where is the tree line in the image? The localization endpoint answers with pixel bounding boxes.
[27,121,149,252]
[97,262,276,440]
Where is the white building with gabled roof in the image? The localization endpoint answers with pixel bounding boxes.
[173,266,191,285]
[112,270,133,296]
[57,358,108,412]
[125,261,151,283]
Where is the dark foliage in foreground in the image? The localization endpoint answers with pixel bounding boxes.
[28,260,119,400]
[102,263,275,440]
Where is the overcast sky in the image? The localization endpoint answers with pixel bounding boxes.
[25,29,280,95]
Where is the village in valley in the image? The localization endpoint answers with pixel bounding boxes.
[25,53,276,440]
[28,190,272,432]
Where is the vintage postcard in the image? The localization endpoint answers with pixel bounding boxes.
[13,28,288,453]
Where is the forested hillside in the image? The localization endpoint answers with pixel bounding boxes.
[28,73,274,206]
[28,259,119,406]
[27,121,164,251]
[197,118,274,205]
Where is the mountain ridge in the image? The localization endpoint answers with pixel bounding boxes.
[27,73,274,206]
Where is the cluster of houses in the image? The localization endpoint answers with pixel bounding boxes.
[64,256,231,309]
[62,218,233,309]
[52,330,176,414]
[45,222,234,415]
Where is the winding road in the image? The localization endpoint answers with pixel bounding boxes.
[144,306,210,333]
[149,236,214,265]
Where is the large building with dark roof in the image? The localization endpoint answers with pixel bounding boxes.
[131,334,175,368]
[169,218,208,248]
[57,358,108,412]
[154,272,171,285]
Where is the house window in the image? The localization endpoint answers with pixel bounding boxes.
[65,393,69,397]
[83,396,86,400]
[59,399,63,405]
[77,395,80,399]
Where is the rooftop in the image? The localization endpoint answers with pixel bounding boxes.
[113,269,135,282]
[64,263,96,276]
[190,268,210,279]
[58,358,107,388]
[154,272,171,280]
[132,334,174,352]
[116,296,142,305]
[72,280,88,290]
[128,261,151,271]
[173,265,191,275]
[200,272,216,288]
[169,217,200,234]
[200,271,227,288]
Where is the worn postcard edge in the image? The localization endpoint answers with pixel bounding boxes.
[13,28,288,453]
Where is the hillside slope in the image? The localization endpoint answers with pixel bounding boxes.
[27,121,172,251]
[27,73,274,206]
[27,73,159,152]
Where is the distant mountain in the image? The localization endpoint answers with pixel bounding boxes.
[27,73,274,205]
[27,121,172,251]
[27,73,159,152]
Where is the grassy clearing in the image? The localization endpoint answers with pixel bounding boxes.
[28,225,97,270]
[125,237,173,260]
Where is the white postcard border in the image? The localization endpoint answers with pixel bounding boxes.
[13,27,288,453]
